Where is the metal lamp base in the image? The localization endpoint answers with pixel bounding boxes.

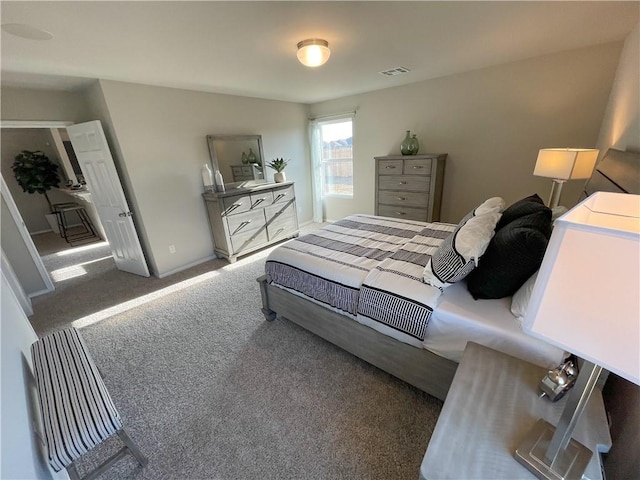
[515,419,592,480]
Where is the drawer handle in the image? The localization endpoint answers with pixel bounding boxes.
[230,202,243,210]
[385,165,397,169]
[396,212,407,216]
[399,181,407,185]
[274,193,287,201]
[233,220,252,235]
[412,165,424,169]
[396,197,406,201]
[252,198,265,208]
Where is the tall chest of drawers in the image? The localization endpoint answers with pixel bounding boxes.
[203,182,299,263]
[374,154,447,222]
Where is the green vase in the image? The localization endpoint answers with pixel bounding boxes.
[409,134,420,155]
[247,148,257,164]
[400,130,412,155]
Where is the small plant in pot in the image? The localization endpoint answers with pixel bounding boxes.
[12,150,61,230]
[267,158,289,183]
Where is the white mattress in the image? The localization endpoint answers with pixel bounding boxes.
[423,281,565,368]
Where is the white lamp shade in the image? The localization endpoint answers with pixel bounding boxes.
[297,39,330,67]
[523,192,640,385]
[534,148,599,181]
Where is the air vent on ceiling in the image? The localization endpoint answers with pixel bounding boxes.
[379,66,411,77]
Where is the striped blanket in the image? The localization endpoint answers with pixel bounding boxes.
[265,215,455,342]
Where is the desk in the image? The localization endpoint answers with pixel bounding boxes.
[420,342,611,479]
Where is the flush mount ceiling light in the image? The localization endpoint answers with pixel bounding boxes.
[297,39,330,67]
[1,23,53,41]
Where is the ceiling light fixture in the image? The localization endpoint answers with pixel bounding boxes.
[297,39,330,67]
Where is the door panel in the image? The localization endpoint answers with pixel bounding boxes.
[67,121,149,277]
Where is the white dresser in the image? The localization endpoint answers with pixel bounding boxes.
[374,154,446,222]
[203,182,298,263]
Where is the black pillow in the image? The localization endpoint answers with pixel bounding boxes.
[466,211,552,299]
[496,194,548,230]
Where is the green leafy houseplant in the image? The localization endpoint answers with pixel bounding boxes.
[12,150,61,212]
[267,158,289,173]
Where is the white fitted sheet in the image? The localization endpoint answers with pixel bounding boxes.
[423,281,564,368]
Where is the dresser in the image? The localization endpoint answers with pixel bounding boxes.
[374,154,446,222]
[230,164,264,182]
[203,182,299,263]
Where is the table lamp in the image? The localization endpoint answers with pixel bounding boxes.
[516,191,640,479]
[534,149,599,208]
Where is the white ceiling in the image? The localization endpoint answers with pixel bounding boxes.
[1,1,638,104]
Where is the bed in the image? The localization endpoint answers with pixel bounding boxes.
[257,148,639,401]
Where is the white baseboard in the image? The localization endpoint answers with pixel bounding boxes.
[28,286,55,299]
[157,254,217,279]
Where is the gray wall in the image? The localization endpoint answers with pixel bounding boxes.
[597,24,640,155]
[1,86,88,123]
[0,196,49,295]
[91,80,311,277]
[310,42,623,223]
[1,273,61,480]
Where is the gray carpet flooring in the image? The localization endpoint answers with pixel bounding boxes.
[29,232,443,480]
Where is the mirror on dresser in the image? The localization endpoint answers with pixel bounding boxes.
[206,135,266,185]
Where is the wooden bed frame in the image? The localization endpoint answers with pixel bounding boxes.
[257,149,639,402]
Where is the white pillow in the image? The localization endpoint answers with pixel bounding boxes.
[475,196,506,216]
[423,211,502,289]
[511,271,539,325]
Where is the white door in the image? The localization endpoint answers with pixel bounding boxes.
[66,121,150,277]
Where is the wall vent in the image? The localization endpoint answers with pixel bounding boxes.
[379,66,411,77]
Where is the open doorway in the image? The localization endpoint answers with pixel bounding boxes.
[1,126,113,294]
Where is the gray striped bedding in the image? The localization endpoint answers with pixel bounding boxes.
[265,215,455,342]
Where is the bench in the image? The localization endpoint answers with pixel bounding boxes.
[31,327,147,479]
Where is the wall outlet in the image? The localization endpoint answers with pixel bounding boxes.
[169,245,176,254]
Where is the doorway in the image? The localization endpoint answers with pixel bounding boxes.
[1,126,114,295]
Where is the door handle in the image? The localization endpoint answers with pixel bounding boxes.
[118,211,132,217]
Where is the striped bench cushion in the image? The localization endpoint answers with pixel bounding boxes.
[31,328,122,472]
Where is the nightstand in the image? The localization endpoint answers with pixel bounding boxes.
[420,342,611,480]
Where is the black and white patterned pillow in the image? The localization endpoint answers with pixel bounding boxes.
[423,197,504,289]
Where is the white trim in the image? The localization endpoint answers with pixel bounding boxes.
[1,249,33,316]
[27,288,53,300]
[309,109,358,122]
[156,254,216,279]
[0,174,55,293]
[1,120,73,129]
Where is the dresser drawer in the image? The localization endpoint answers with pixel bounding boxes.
[377,205,429,222]
[249,191,273,210]
[266,202,296,224]
[378,190,429,208]
[231,229,268,253]
[378,159,403,175]
[378,175,430,192]
[227,209,265,236]
[223,194,252,215]
[403,158,432,174]
[268,217,297,241]
[270,184,295,205]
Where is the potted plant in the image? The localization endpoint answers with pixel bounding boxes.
[12,150,61,231]
[267,158,289,183]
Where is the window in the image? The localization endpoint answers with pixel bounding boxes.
[318,118,353,197]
